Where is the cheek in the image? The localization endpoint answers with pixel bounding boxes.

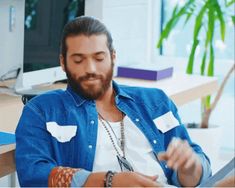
[66,64,82,79]
[104,63,113,74]
[100,60,112,71]
[66,60,81,72]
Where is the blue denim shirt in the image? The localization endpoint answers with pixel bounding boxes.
[15,81,211,187]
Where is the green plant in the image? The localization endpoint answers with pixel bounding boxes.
[157,0,235,128]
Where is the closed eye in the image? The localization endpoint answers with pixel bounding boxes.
[74,60,82,64]
[96,58,104,62]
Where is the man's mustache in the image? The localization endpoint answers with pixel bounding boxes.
[78,73,103,82]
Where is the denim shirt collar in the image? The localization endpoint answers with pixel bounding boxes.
[66,80,134,107]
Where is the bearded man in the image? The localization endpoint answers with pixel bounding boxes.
[15,16,211,187]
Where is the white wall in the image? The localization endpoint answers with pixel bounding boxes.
[85,0,161,67]
[0,0,24,80]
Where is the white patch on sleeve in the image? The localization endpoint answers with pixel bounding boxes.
[46,122,77,143]
[153,111,180,133]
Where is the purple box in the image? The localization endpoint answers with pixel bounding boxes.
[117,66,173,81]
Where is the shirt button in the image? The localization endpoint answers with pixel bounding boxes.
[88,145,93,149]
[135,118,140,122]
[165,164,168,168]
[90,120,95,125]
[153,140,157,144]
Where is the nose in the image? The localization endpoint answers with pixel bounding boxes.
[84,59,96,74]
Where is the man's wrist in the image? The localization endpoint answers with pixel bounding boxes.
[82,172,109,187]
[178,158,202,187]
[104,171,117,187]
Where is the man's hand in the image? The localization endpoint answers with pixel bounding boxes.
[112,172,163,187]
[84,171,163,187]
[157,137,202,187]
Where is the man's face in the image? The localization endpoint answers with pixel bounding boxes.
[61,34,115,100]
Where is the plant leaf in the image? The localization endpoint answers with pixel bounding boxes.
[226,0,235,7]
[157,4,181,48]
[172,3,179,17]
[206,95,211,109]
[157,18,178,48]
[206,2,215,77]
[184,2,196,26]
[186,2,208,74]
[214,0,226,41]
[193,2,208,40]
[157,0,196,48]
[201,50,207,75]
[206,2,215,47]
[184,11,194,26]
[187,39,199,74]
[231,15,235,25]
[207,43,214,76]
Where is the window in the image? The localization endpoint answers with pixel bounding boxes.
[160,0,234,60]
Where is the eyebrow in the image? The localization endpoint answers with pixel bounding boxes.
[94,51,106,55]
[70,51,106,57]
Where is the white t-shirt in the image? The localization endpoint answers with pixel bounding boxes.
[93,115,167,183]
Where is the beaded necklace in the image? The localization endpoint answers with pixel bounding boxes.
[98,113,134,172]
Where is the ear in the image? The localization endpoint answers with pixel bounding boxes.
[60,54,65,72]
[111,50,116,64]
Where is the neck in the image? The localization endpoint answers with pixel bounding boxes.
[96,83,122,122]
[96,84,115,107]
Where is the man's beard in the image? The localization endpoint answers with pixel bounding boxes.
[65,63,114,100]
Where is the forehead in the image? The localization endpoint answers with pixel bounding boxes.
[66,34,109,55]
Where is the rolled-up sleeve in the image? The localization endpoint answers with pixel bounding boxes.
[170,153,212,186]
[15,105,56,186]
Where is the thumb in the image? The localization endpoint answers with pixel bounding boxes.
[157,152,168,161]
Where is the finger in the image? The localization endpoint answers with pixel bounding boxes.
[139,175,163,187]
[167,138,184,168]
[168,144,184,168]
[135,172,159,181]
[184,153,198,170]
[150,175,159,181]
[157,152,168,161]
[175,144,193,170]
[146,180,164,187]
[167,137,180,157]
[172,140,192,169]
[157,138,181,167]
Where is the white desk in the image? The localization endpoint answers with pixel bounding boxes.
[114,73,218,106]
[0,73,219,179]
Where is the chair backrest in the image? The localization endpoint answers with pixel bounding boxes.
[21,94,37,105]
